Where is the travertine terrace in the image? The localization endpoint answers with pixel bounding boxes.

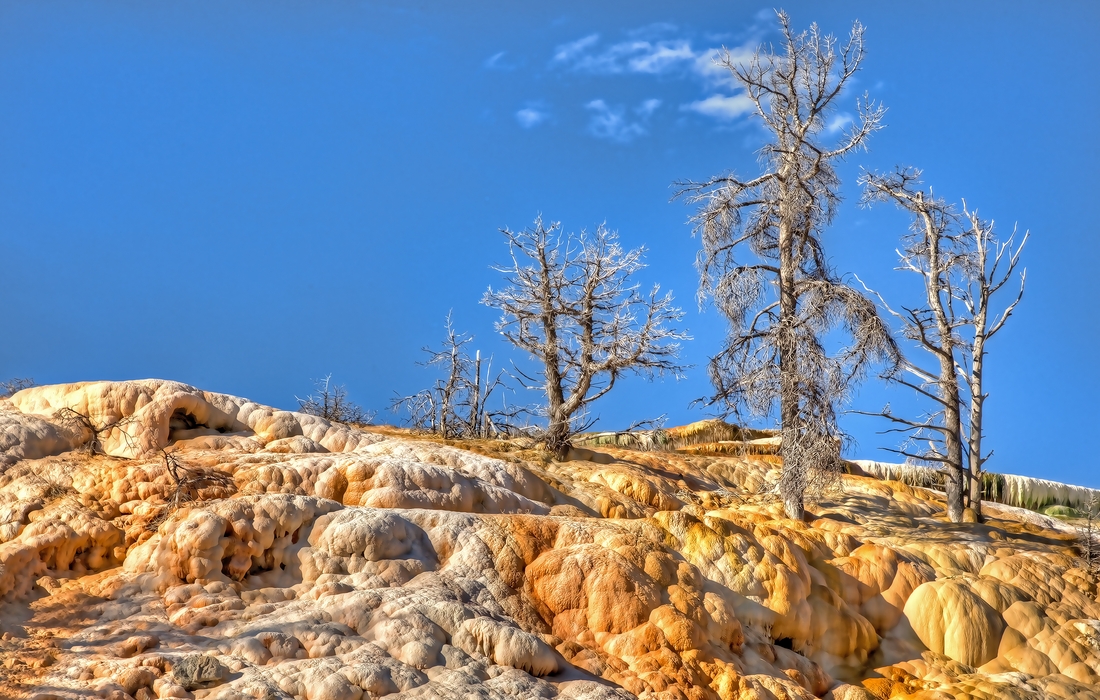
[1,380,1098,699]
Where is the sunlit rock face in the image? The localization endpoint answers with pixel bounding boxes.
[0,379,1098,699]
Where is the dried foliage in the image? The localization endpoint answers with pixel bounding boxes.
[297,375,375,425]
[0,377,34,399]
[1078,496,1100,579]
[25,464,76,501]
[483,216,688,458]
[54,407,137,456]
[160,448,235,512]
[390,314,508,439]
[675,12,897,519]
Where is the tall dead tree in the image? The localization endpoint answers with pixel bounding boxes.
[482,216,687,458]
[860,171,1028,523]
[676,13,897,519]
[956,205,1027,519]
[860,167,970,522]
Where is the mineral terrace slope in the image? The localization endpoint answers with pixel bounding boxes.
[0,380,1098,700]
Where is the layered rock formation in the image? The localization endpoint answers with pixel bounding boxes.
[0,380,1098,699]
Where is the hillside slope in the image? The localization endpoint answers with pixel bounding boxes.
[0,380,1097,700]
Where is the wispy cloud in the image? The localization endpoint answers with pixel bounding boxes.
[824,112,854,135]
[549,28,767,127]
[507,19,863,137]
[554,35,698,76]
[515,106,550,129]
[485,51,522,71]
[552,29,756,86]
[690,46,755,89]
[586,99,659,143]
[552,34,600,64]
[684,94,755,121]
[637,98,662,117]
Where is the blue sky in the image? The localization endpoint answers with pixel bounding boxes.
[1,2,1097,485]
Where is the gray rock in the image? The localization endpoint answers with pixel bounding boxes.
[173,653,228,690]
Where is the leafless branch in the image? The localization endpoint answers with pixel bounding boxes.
[483,215,689,457]
[0,377,34,399]
[296,374,375,425]
[55,407,139,456]
[860,168,1029,522]
[391,314,512,438]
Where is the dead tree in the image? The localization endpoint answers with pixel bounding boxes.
[1078,495,1100,580]
[390,315,506,438]
[675,12,897,520]
[160,448,235,511]
[956,205,1027,519]
[467,350,508,438]
[860,167,970,522]
[1,377,34,398]
[423,314,474,437]
[296,375,375,425]
[860,169,1028,523]
[482,216,688,458]
[55,407,138,456]
[390,387,439,433]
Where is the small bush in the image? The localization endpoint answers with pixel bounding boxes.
[296,375,375,425]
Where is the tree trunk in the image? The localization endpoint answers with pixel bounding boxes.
[535,238,570,460]
[940,378,965,523]
[777,196,805,522]
[470,350,482,438]
[546,402,570,460]
[967,329,987,520]
[922,210,966,523]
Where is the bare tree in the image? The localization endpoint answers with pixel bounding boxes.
[1079,495,1100,579]
[297,375,375,425]
[859,167,970,522]
[418,314,475,437]
[390,387,439,434]
[482,216,688,458]
[956,205,1027,519]
[675,13,897,519]
[859,169,1028,522]
[390,315,506,438]
[0,377,34,398]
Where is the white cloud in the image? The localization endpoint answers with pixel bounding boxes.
[684,93,755,121]
[544,26,772,126]
[690,46,754,89]
[552,29,756,87]
[552,34,600,64]
[824,112,854,135]
[627,40,695,73]
[486,51,523,71]
[586,99,660,143]
[556,37,698,76]
[515,107,549,128]
[637,98,662,117]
